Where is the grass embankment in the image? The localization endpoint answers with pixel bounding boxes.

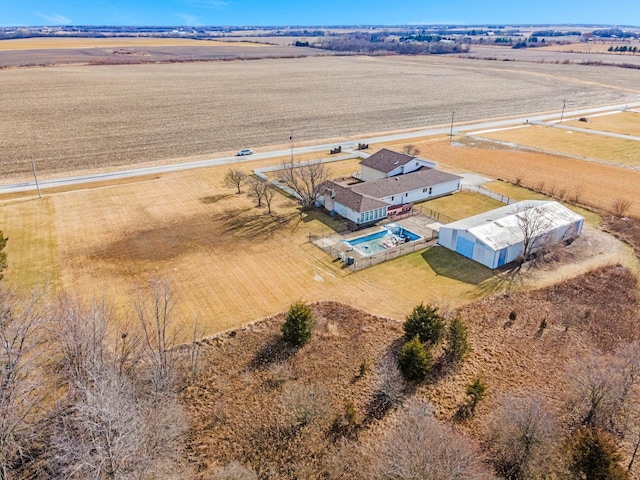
[184,264,640,478]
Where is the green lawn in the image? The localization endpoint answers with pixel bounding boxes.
[481,180,602,226]
[418,191,505,222]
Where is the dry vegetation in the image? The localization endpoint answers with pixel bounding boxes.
[0,37,243,50]
[377,135,640,218]
[564,110,640,137]
[2,55,639,180]
[0,40,318,69]
[2,154,632,336]
[479,124,640,168]
[184,264,640,478]
[2,49,640,478]
[541,41,640,54]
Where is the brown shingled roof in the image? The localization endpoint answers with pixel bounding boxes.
[319,180,389,213]
[351,169,461,198]
[359,148,415,173]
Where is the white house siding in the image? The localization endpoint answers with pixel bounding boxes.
[360,165,387,182]
[332,201,360,224]
[380,179,461,206]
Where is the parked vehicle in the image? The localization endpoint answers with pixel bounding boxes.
[236,149,253,156]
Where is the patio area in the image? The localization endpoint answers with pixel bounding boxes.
[310,214,439,269]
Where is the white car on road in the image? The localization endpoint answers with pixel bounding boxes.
[236,148,253,156]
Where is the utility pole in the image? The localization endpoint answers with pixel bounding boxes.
[449,111,455,139]
[31,156,41,199]
[560,99,567,124]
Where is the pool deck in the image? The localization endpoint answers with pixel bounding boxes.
[314,215,439,261]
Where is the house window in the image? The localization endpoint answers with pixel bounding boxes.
[423,187,428,193]
[429,187,432,194]
[391,196,394,201]
[405,193,408,197]
[360,213,365,223]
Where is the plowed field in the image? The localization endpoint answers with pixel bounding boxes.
[2,55,639,180]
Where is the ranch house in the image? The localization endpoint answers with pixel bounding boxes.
[317,150,461,226]
[437,200,584,269]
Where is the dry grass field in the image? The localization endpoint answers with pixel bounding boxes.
[540,41,640,54]
[2,153,631,336]
[0,39,317,69]
[478,124,640,168]
[371,134,640,218]
[457,44,640,66]
[2,55,639,180]
[564,110,640,137]
[0,37,248,51]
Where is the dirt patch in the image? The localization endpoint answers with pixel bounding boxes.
[183,264,640,478]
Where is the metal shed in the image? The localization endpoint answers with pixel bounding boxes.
[437,200,584,269]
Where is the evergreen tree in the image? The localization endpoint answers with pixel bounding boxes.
[403,303,445,346]
[568,427,629,480]
[0,231,7,280]
[281,300,314,346]
[465,377,488,415]
[445,316,471,364]
[397,336,432,382]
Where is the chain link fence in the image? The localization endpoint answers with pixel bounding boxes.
[462,185,515,205]
[309,227,438,271]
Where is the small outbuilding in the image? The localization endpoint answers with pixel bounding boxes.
[437,200,584,269]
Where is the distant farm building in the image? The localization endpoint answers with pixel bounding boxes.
[317,149,461,226]
[437,200,584,269]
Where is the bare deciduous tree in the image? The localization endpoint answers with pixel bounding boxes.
[365,401,493,479]
[263,183,277,215]
[0,287,49,480]
[611,198,632,218]
[51,292,188,479]
[247,176,267,208]
[367,355,406,420]
[567,343,640,436]
[515,203,552,263]
[484,395,558,479]
[134,278,181,396]
[281,160,329,209]
[402,144,420,157]
[225,169,247,194]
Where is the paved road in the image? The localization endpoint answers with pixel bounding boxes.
[2,101,640,195]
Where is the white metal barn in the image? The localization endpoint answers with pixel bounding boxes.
[437,200,584,269]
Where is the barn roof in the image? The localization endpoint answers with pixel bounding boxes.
[443,200,584,251]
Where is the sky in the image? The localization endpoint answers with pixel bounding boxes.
[2,0,639,27]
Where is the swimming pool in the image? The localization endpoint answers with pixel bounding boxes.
[344,223,422,256]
